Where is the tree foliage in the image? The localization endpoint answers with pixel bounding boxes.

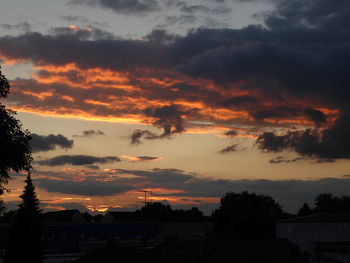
[213,191,284,238]
[136,202,173,221]
[314,193,350,213]
[5,173,42,263]
[18,172,42,217]
[0,67,32,194]
[0,68,10,98]
[297,202,312,216]
[135,202,205,221]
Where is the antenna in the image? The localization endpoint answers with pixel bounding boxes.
[139,190,152,206]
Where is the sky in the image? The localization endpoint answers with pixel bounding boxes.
[1,0,350,214]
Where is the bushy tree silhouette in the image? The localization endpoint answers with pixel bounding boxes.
[213,191,284,238]
[0,67,32,194]
[136,202,172,221]
[135,202,205,221]
[314,193,350,213]
[171,207,205,221]
[4,173,42,263]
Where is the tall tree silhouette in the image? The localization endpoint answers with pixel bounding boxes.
[213,191,284,238]
[4,173,43,263]
[297,202,313,216]
[0,67,32,194]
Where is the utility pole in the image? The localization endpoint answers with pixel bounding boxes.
[140,190,152,206]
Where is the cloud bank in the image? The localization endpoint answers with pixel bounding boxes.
[33,167,350,212]
[36,155,121,166]
[0,0,349,160]
[30,134,74,152]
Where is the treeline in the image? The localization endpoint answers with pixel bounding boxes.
[2,190,350,238]
[213,191,350,238]
[135,202,207,222]
[0,202,208,223]
[301,193,350,214]
[83,203,208,222]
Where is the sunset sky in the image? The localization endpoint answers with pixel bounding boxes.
[1,0,350,214]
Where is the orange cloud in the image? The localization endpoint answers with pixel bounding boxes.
[121,155,162,162]
[5,62,338,137]
[43,205,66,211]
[22,90,54,101]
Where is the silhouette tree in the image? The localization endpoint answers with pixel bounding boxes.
[82,211,94,222]
[314,193,350,213]
[136,202,172,221]
[0,210,16,224]
[94,214,104,222]
[135,202,205,221]
[165,207,205,222]
[314,193,337,212]
[340,195,350,212]
[297,203,313,216]
[0,198,5,216]
[213,191,284,238]
[0,67,32,194]
[4,173,42,263]
[185,207,203,219]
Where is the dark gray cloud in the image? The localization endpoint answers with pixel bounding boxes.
[1,1,349,100]
[223,130,237,137]
[304,108,327,126]
[32,166,350,213]
[39,178,132,196]
[73,130,105,137]
[130,105,188,144]
[150,175,350,212]
[68,0,161,15]
[43,202,89,212]
[159,0,184,8]
[117,168,194,184]
[218,143,239,154]
[130,129,159,145]
[1,22,31,32]
[30,133,74,152]
[163,14,197,26]
[180,4,210,14]
[252,107,327,126]
[269,156,306,164]
[197,177,350,211]
[60,15,109,28]
[218,96,257,108]
[211,5,232,15]
[60,15,89,23]
[257,111,350,160]
[0,0,350,159]
[0,30,176,72]
[36,155,121,166]
[49,26,115,40]
[34,167,194,196]
[85,165,100,170]
[144,104,187,137]
[112,168,350,212]
[176,1,350,106]
[252,106,300,121]
[82,129,105,136]
[265,0,350,31]
[204,17,230,28]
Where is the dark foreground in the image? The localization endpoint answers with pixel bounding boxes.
[74,238,308,263]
